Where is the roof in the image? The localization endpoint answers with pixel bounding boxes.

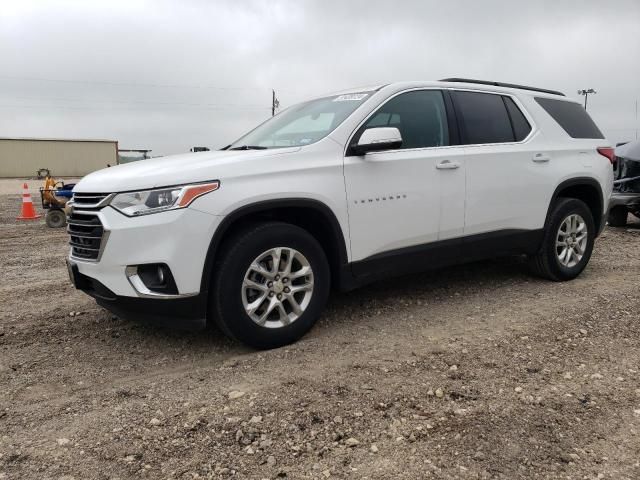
[316,80,570,104]
[0,136,117,143]
[387,80,573,102]
[440,78,565,96]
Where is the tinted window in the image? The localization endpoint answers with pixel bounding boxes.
[361,90,449,149]
[535,97,604,139]
[454,91,514,144]
[366,112,401,128]
[504,97,532,141]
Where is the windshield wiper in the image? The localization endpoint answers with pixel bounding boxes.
[228,145,268,151]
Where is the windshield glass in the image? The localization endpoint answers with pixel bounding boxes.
[229,92,372,149]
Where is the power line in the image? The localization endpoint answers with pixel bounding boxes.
[0,103,270,111]
[0,74,266,91]
[0,79,287,115]
[3,95,270,109]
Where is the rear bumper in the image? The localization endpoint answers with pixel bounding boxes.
[72,266,207,331]
[609,193,640,209]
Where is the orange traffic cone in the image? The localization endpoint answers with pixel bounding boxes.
[16,183,41,220]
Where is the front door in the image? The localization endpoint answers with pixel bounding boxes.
[343,89,466,271]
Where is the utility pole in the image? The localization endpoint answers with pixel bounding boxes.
[636,99,638,140]
[577,88,596,110]
[271,89,280,116]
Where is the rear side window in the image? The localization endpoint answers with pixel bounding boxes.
[504,97,532,141]
[453,91,514,144]
[535,97,604,139]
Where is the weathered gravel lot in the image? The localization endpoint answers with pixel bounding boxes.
[1,190,640,480]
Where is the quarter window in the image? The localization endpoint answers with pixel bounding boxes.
[359,90,449,149]
[534,97,604,139]
[453,91,515,144]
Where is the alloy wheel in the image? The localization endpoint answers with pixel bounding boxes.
[555,213,588,268]
[241,247,314,328]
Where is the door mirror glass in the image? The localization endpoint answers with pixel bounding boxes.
[352,127,402,155]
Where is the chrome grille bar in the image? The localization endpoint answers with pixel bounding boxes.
[68,193,112,262]
[68,193,114,210]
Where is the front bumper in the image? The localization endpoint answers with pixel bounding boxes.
[68,262,207,330]
[70,206,222,297]
[68,205,222,329]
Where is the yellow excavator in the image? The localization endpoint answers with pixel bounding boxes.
[39,175,75,228]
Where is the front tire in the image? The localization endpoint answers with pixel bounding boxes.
[529,198,595,281]
[211,222,330,349]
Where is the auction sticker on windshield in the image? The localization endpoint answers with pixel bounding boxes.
[333,93,368,101]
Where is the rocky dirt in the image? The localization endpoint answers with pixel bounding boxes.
[1,190,640,480]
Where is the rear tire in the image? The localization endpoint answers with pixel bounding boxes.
[607,206,628,227]
[529,198,595,281]
[45,209,66,228]
[211,222,330,349]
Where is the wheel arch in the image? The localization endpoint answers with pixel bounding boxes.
[547,177,605,235]
[200,198,351,296]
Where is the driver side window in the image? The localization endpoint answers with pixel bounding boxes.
[362,90,449,149]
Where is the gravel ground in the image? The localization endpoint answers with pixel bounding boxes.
[1,191,640,480]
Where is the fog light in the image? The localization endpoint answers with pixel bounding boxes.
[125,263,178,296]
[157,265,165,284]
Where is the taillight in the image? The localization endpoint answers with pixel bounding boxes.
[597,147,615,164]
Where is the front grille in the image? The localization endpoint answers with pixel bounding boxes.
[68,192,112,261]
[72,192,111,207]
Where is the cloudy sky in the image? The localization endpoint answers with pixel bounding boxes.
[1,0,639,155]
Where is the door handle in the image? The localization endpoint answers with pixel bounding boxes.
[436,160,460,170]
[532,153,550,163]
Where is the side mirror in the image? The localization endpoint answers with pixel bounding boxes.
[351,127,402,156]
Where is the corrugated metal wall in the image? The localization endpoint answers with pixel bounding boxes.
[0,139,117,177]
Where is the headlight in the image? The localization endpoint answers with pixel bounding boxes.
[110,181,220,217]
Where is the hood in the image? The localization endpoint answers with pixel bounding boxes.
[74,148,300,193]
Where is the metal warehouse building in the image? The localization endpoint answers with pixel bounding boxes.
[0,137,118,178]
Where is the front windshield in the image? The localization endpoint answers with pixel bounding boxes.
[229,92,372,149]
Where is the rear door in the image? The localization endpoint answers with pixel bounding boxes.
[343,89,466,267]
[451,90,550,235]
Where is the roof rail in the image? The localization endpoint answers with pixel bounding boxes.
[440,78,565,97]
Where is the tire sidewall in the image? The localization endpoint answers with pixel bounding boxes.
[46,209,66,228]
[213,223,330,349]
[545,199,595,280]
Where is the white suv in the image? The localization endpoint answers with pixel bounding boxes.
[67,78,614,349]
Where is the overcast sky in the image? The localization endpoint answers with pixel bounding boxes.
[1,0,639,155]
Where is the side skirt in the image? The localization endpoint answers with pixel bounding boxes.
[345,229,544,288]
